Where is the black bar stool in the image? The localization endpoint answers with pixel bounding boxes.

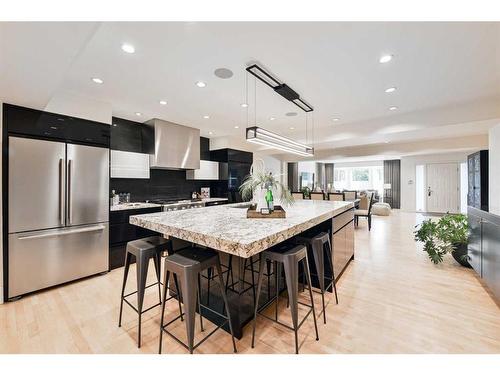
[159,246,237,354]
[118,236,183,348]
[296,232,339,324]
[252,243,319,354]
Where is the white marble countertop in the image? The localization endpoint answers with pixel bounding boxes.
[130,200,353,258]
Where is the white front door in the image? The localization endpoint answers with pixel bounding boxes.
[426,163,460,213]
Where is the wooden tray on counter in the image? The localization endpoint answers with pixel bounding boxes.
[247,205,286,218]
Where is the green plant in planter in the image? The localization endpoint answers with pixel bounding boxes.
[301,186,311,199]
[414,213,468,265]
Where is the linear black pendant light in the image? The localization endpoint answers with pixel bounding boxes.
[245,64,314,112]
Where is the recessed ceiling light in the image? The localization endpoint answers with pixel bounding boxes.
[389,106,398,111]
[385,141,390,143]
[269,117,276,121]
[121,44,135,54]
[196,81,206,88]
[289,127,295,130]
[135,112,142,116]
[203,115,210,119]
[214,68,233,79]
[91,77,103,84]
[234,125,239,129]
[332,118,340,122]
[379,54,393,63]
[385,87,397,93]
[159,100,167,105]
[208,131,213,135]
[241,103,248,108]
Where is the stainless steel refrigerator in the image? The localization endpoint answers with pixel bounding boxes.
[7,136,109,299]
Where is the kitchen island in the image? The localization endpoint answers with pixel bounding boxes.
[130,200,355,338]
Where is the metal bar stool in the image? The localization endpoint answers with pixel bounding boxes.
[159,246,237,354]
[296,232,339,324]
[251,243,319,354]
[118,236,183,348]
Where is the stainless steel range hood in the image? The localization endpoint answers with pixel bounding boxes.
[146,118,200,170]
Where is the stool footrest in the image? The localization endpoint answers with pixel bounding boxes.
[161,312,231,351]
[123,281,163,299]
[122,291,177,315]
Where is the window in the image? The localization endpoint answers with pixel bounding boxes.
[333,165,384,196]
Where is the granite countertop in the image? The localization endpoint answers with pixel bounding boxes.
[162,197,228,208]
[110,197,229,211]
[130,200,353,258]
[110,202,163,211]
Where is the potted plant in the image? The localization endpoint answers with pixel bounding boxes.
[239,160,293,211]
[301,186,311,199]
[414,213,471,267]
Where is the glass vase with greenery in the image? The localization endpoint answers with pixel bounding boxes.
[414,213,469,266]
[239,170,294,207]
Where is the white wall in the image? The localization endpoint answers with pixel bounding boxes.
[489,124,500,215]
[45,90,112,124]
[400,151,475,212]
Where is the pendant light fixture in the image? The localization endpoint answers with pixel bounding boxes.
[246,127,314,157]
[244,63,314,157]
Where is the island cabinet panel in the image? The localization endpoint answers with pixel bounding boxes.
[467,207,500,300]
[332,208,355,279]
[333,230,346,278]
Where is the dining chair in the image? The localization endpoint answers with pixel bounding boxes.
[328,192,345,201]
[310,192,325,200]
[291,192,305,200]
[354,192,374,230]
[343,190,357,200]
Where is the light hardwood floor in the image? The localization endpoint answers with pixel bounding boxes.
[1,210,499,354]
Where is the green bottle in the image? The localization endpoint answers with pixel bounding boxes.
[266,189,274,211]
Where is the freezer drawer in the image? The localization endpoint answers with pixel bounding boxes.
[8,223,109,298]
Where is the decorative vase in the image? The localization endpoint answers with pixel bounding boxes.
[255,187,268,211]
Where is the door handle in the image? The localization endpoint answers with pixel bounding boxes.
[59,158,65,225]
[18,225,106,240]
[427,186,432,197]
[67,159,73,224]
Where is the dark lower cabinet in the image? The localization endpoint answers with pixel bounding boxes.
[109,206,162,270]
[467,207,500,300]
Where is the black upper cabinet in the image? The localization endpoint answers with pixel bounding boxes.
[209,148,253,203]
[141,123,155,154]
[467,150,488,211]
[200,137,210,161]
[210,148,253,164]
[111,117,154,154]
[3,103,110,147]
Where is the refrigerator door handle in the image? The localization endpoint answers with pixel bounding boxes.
[67,159,73,224]
[17,225,106,240]
[59,158,65,225]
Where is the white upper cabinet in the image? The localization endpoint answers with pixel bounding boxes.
[110,150,150,179]
[186,160,219,180]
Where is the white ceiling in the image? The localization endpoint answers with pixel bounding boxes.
[1,22,500,157]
